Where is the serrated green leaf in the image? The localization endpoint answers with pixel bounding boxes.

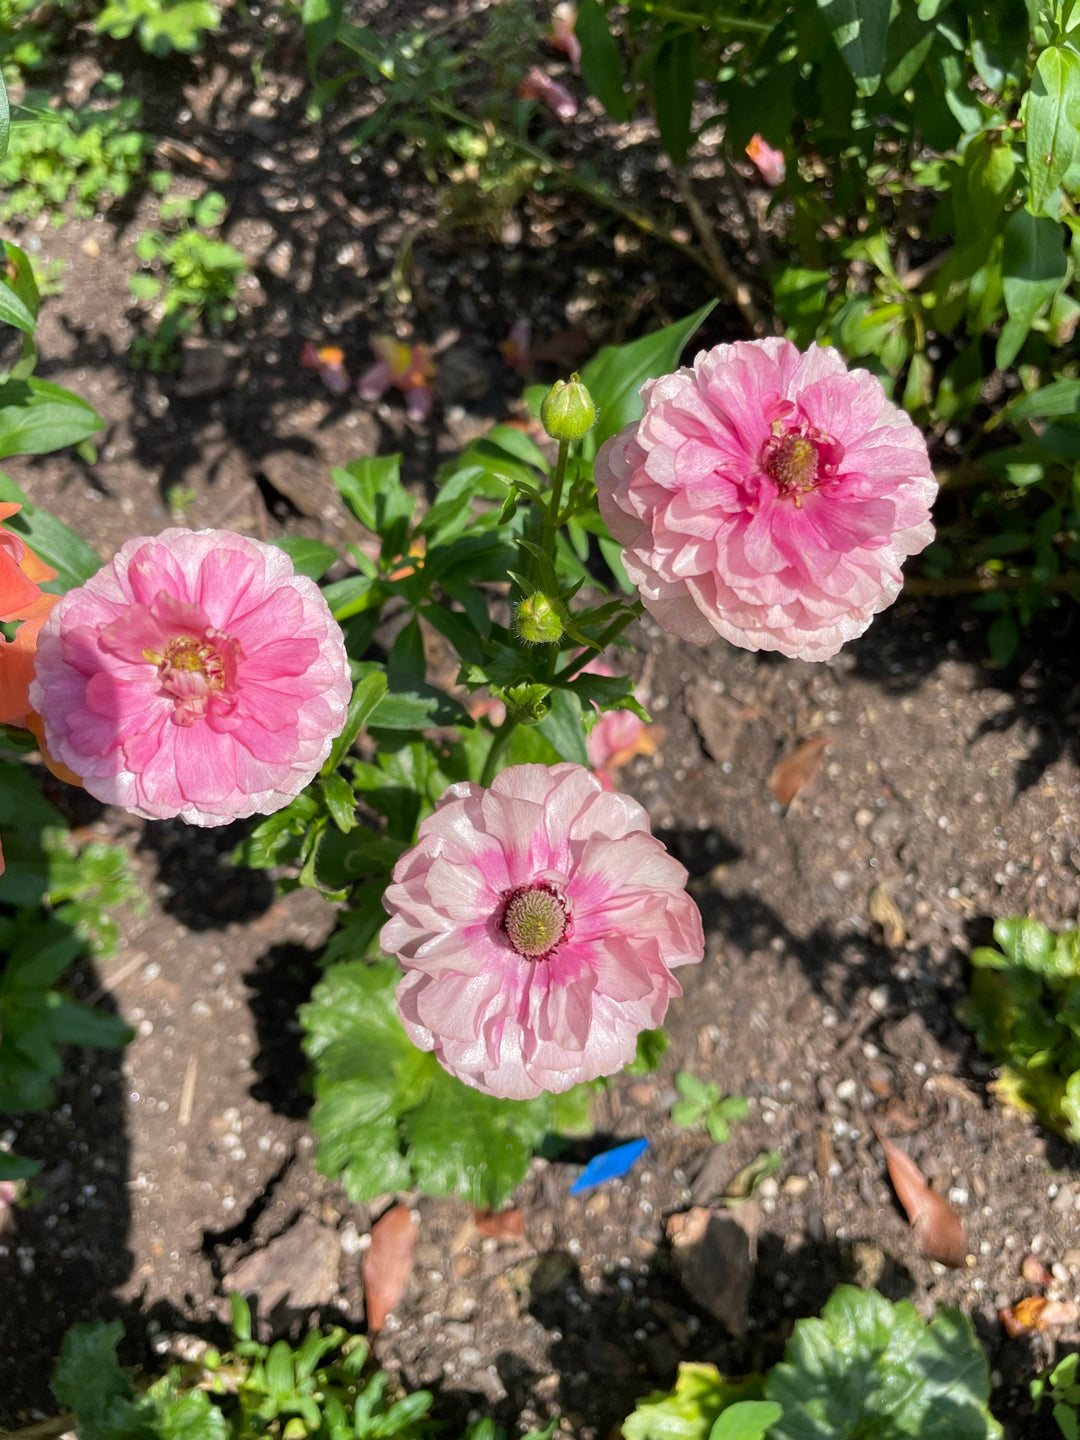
[51,1320,143,1440]
[764,1286,1002,1439]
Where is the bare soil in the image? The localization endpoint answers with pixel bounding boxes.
[3,9,1080,1437]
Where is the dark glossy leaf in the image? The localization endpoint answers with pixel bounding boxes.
[537,686,590,766]
[653,31,696,167]
[0,378,101,460]
[269,535,338,580]
[816,0,892,96]
[582,302,716,450]
[996,209,1067,369]
[303,0,344,74]
[577,0,632,121]
[1025,46,1080,219]
[322,667,389,776]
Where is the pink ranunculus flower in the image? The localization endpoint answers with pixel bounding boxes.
[29,529,352,827]
[382,763,703,1099]
[595,338,937,662]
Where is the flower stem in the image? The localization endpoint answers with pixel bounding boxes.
[557,604,643,682]
[541,439,570,558]
[479,716,518,787]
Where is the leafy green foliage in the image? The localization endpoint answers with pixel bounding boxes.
[301,958,593,1207]
[670,1073,749,1144]
[1032,1351,1080,1439]
[51,1301,559,1440]
[0,90,152,222]
[95,0,221,55]
[621,1363,778,1440]
[961,915,1080,1140]
[764,1286,1002,1439]
[129,191,247,369]
[622,1291,1000,1440]
[0,0,65,82]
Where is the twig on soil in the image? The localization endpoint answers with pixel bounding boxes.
[178,1053,198,1127]
[0,1415,73,1439]
[674,171,773,337]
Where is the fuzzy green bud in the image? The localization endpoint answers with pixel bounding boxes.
[515,592,565,646]
[540,374,597,442]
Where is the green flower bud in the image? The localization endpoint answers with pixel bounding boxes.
[502,682,551,725]
[515,591,565,646]
[540,374,597,442]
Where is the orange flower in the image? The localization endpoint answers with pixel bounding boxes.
[0,501,57,622]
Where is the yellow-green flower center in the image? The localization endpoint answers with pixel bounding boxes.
[766,432,819,494]
[501,883,568,959]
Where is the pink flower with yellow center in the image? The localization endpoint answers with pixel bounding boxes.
[30,528,352,827]
[381,763,703,1099]
[595,338,937,662]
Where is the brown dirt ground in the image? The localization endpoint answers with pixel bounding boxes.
[3,8,1080,1438]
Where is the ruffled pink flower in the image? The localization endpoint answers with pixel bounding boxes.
[596,338,936,662]
[30,529,352,827]
[382,763,703,1099]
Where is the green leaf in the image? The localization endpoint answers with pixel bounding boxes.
[537,686,590,766]
[303,0,345,76]
[322,668,388,776]
[765,1286,1003,1439]
[577,0,632,121]
[0,472,102,589]
[0,267,36,335]
[1025,46,1080,219]
[51,1320,143,1440]
[143,1378,229,1440]
[653,31,696,168]
[816,0,892,96]
[303,959,593,1207]
[269,535,339,580]
[0,377,102,461]
[582,301,716,451]
[996,209,1067,370]
[710,1403,784,1440]
[0,73,9,163]
[622,1364,769,1440]
[1053,1404,1080,1440]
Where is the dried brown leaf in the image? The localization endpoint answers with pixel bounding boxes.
[1022,1253,1054,1287]
[473,1207,526,1242]
[362,1204,418,1332]
[868,883,906,949]
[875,1128,969,1268]
[998,1295,1078,1337]
[769,735,829,807]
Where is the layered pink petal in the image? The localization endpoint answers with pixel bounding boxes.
[596,338,936,661]
[382,763,704,1098]
[30,527,352,826]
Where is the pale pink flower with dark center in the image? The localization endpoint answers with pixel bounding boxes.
[596,338,936,662]
[382,763,703,1099]
[30,529,352,827]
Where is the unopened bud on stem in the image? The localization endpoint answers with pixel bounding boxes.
[515,592,565,645]
[541,374,596,442]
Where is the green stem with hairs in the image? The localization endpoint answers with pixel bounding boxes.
[479,715,519,787]
[541,439,570,557]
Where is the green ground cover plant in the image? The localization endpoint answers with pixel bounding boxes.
[670,1072,750,1144]
[622,1286,1002,1440]
[94,0,221,55]
[0,87,152,223]
[962,915,1080,1140]
[128,189,248,369]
